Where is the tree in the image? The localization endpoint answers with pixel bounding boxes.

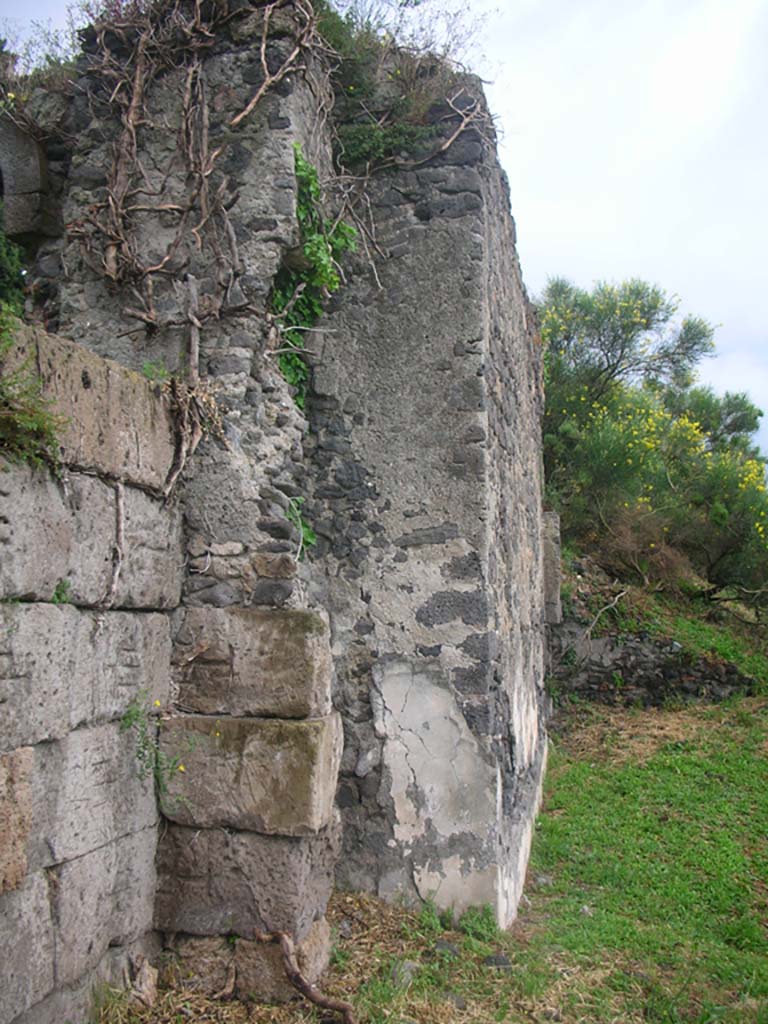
[541,277,715,400]
[660,385,763,457]
[539,276,768,603]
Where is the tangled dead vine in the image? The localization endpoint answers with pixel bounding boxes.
[67,0,331,347]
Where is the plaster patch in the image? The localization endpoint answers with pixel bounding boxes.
[413,854,497,917]
[372,658,496,846]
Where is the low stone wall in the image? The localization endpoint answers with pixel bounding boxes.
[0,325,180,1024]
[550,624,755,706]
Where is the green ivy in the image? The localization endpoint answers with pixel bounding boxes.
[271,144,356,408]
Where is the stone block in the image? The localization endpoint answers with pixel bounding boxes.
[29,722,157,870]
[168,918,331,1003]
[5,323,176,489]
[11,940,160,1024]
[0,464,181,608]
[159,713,343,835]
[173,607,332,718]
[0,871,55,1024]
[0,747,33,895]
[0,603,171,751]
[115,486,183,609]
[0,463,113,605]
[155,815,340,940]
[52,827,158,986]
[236,919,331,1003]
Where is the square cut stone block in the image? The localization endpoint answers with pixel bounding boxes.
[159,713,342,836]
[0,747,33,895]
[0,463,182,608]
[29,722,157,870]
[52,827,157,986]
[173,607,332,718]
[155,816,340,940]
[0,603,170,751]
[5,323,176,490]
[0,870,55,1023]
[0,463,113,605]
[168,918,331,1004]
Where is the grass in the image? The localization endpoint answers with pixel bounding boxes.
[97,698,768,1024]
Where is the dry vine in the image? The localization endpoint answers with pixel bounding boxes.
[251,928,358,1024]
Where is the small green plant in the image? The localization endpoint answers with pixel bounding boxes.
[271,144,356,408]
[0,203,24,313]
[119,693,186,798]
[286,495,317,559]
[51,578,71,604]
[141,359,170,382]
[457,903,500,943]
[335,120,438,169]
[0,305,64,469]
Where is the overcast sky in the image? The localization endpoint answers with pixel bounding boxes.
[3,0,767,454]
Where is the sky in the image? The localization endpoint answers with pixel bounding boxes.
[474,0,768,454]
[3,0,768,453]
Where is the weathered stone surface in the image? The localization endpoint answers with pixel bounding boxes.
[28,722,157,870]
[306,89,547,923]
[0,871,55,1023]
[155,816,340,940]
[159,713,343,835]
[0,603,171,751]
[0,747,33,895]
[116,486,184,609]
[52,826,158,986]
[12,939,161,1024]
[236,919,331,1003]
[0,463,113,605]
[5,323,176,489]
[0,463,182,608]
[169,919,331,1003]
[173,606,332,718]
[0,117,48,238]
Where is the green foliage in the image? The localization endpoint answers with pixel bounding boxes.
[315,0,486,171]
[540,277,768,605]
[457,903,500,943]
[0,204,24,314]
[271,144,356,408]
[286,495,317,558]
[51,578,71,604]
[119,693,185,798]
[0,305,64,469]
[336,120,438,168]
[141,359,170,382]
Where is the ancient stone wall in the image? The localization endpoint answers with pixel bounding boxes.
[2,5,549,1016]
[305,100,548,924]
[0,324,180,1024]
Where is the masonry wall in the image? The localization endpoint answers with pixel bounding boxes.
[0,325,181,1024]
[1,6,549,1015]
[6,8,344,1006]
[305,103,548,924]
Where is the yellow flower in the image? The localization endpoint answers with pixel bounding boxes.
[178,764,186,773]
[154,700,161,707]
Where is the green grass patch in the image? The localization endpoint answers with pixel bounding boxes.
[516,699,768,1021]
